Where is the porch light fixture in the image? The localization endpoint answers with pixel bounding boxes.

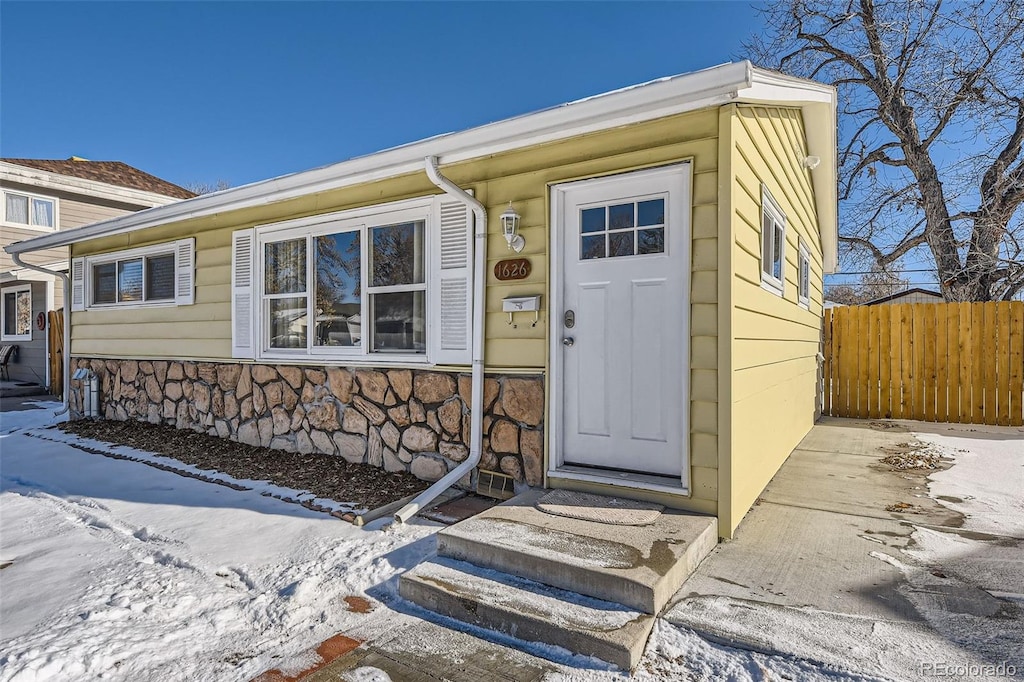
[500,202,525,252]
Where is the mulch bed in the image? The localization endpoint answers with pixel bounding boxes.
[57,420,429,512]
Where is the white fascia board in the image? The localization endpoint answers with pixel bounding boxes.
[7,62,763,256]
[0,162,185,208]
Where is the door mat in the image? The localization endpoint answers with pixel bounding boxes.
[535,490,664,526]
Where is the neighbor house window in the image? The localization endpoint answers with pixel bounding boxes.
[798,239,811,308]
[2,285,33,341]
[760,186,786,295]
[259,202,430,358]
[75,240,194,310]
[4,190,56,229]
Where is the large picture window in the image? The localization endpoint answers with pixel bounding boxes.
[260,207,428,356]
[1,285,33,341]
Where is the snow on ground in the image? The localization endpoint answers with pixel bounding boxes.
[865,425,1024,675]
[1,405,439,682]
[4,402,986,682]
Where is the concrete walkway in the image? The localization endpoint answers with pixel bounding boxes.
[667,417,1024,681]
[279,417,1024,681]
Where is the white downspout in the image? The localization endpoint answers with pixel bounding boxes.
[394,156,487,523]
[10,253,71,416]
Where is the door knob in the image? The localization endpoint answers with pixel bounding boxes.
[562,337,575,347]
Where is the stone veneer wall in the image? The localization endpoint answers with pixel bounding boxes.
[69,359,544,488]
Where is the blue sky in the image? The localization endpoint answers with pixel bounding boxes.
[1,2,761,189]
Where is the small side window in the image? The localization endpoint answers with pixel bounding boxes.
[1,285,33,341]
[798,239,810,309]
[760,186,786,296]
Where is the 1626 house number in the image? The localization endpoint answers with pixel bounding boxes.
[494,258,531,281]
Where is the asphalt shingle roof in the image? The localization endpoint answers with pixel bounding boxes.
[1,157,195,200]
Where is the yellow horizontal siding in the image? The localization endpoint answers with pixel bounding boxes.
[722,104,825,537]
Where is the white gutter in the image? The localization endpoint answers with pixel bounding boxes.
[10,254,71,416]
[393,157,487,524]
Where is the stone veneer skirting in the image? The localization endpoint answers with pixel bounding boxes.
[69,359,544,488]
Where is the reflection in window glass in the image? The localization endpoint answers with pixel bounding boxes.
[146,254,176,300]
[3,290,32,337]
[638,228,665,254]
[581,207,605,233]
[269,297,308,349]
[609,232,634,257]
[637,199,664,226]
[608,203,634,229]
[371,221,424,287]
[265,239,307,295]
[117,259,143,302]
[93,263,116,304]
[372,290,425,352]
[773,224,784,281]
[581,234,605,260]
[315,231,361,347]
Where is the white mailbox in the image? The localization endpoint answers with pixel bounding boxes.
[502,295,541,327]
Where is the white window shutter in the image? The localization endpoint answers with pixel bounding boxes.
[70,258,86,311]
[231,229,256,359]
[174,238,195,305]
[430,194,473,365]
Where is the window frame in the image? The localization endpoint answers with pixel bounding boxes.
[255,196,434,364]
[798,238,811,309]
[3,189,59,232]
[760,185,786,296]
[1,284,34,342]
[84,243,181,310]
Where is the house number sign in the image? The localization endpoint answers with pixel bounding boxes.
[494,258,531,281]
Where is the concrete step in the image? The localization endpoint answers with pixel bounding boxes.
[436,489,718,614]
[400,557,655,671]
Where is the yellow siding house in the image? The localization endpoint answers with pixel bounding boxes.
[5,62,837,538]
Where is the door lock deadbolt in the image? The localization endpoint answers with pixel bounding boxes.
[564,309,575,328]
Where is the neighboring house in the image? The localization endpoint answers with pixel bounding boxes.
[4,62,837,538]
[1,157,193,387]
[864,287,944,305]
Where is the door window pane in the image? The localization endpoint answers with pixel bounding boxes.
[608,203,634,229]
[371,221,424,287]
[118,259,143,302]
[581,234,605,260]
[637,199,664,226]
[371,290,425,352]
[269,297,308,348]
[315,231,361,347]
[93,263,116,304]
[146,254,176,300]
[265,239,307,295]
[608,232,634,257]
[638,228,665,254]
[581,207,605,233]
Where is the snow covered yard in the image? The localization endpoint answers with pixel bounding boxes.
[1,402,440,681]
[3,403,1020,682]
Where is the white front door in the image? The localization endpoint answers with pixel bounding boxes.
[553,164,690,479]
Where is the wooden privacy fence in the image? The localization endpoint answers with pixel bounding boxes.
[47,310,64,397]
[823,301,1024,426]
